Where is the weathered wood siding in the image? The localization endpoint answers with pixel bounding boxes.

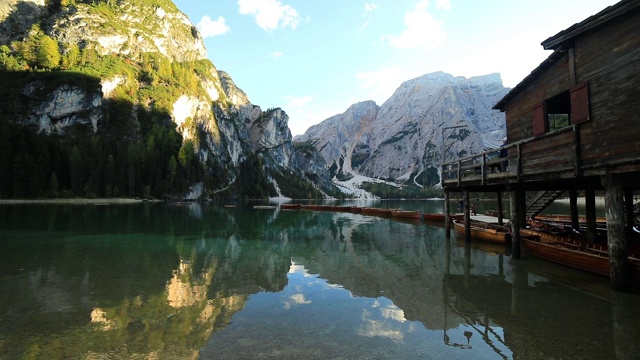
[501,7,640,179]
[575,9,640,171]
[520,129,575,177]
[503,55,572,144]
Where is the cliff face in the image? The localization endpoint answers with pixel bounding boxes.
[295,72,509,186]
[0,0,334,199]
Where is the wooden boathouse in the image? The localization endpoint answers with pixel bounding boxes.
[441,0,640,290]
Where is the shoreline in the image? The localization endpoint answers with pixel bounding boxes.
[0,196,611,205]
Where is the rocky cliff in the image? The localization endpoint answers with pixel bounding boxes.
[295,72,509,187]
[0,0,335,199]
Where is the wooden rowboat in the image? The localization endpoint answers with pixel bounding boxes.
[521,235,640,280]
[453,219,511,244]
[300,204,332,211]
[281,204,301,210]
[423,213,465,222]
[360,207,393,217]
[533,214,607,224]
[390,210,421,220]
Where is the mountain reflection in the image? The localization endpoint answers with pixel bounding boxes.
[0,203,638,359]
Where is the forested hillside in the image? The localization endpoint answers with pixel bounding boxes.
[0,0,330,200]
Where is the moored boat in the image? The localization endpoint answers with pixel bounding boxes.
[521,235,640,280]
[300,204,332,211]
[452,219,511,244]
[423,213,465,222]
[533,214,607,224]
[360,207,393,217]
[281,204,301,210]
[390,210,421,220]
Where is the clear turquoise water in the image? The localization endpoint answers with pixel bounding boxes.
[0,201,636,359]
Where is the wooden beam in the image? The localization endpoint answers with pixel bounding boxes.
[602,174,631,291]
[568,46,576,86]
[509,189,522,259]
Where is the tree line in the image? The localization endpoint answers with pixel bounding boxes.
[0,116,199,199]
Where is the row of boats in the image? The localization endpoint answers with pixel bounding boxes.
[281,203,465,222]
[282,204,640,282]
[452,216,640,282]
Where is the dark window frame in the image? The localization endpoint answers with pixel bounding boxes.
[531,82,590,136]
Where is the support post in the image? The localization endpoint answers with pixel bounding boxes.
[602,175,630,291]
[464,191,471,243]
[509,189,522,259]
[585,187,597,243]
[497,191,504,226]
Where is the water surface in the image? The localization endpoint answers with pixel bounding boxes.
[0,202,637,359]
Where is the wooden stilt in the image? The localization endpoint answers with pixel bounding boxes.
[602,175,630,291]
[464,191,471,243]
[509,189,522,259]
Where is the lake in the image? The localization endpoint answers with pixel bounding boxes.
[0,201,637,359]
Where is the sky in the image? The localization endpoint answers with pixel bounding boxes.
[172,0,620,136]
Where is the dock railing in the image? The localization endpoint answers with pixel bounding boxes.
[442,143,518,187]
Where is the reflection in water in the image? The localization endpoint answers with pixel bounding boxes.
[0,203,638,359]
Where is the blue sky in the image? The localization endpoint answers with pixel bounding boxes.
[172,0,619,136]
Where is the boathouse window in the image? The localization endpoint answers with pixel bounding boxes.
[546,90,572,132]
[533,82,590,136]
[532,92,570,135]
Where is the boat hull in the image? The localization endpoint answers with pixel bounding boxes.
[521,236,611,276]
[391,210,421,220]
[452,220,510,244]
[423,213,464,222]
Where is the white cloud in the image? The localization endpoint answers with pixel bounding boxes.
[237,0,301,31]
[356,67,406,104]
[287,106,343,136]
[284,95,313,108]
[359,3,379,30]
[384,0,446,50]
[269,51,283,58]
[435,0,451,10]
[197,16,230,38]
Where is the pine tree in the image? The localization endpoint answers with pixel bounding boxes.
[36,35,61,69]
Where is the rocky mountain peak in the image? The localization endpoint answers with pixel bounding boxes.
[0,0,337,200]
[297,71,509,187]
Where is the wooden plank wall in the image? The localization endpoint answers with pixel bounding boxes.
[520,130,575,176]
[575,9,640,170]
[503,56,572,144]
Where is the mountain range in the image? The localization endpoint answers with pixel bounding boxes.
[0,0,508,200]
[295,72,509,188]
